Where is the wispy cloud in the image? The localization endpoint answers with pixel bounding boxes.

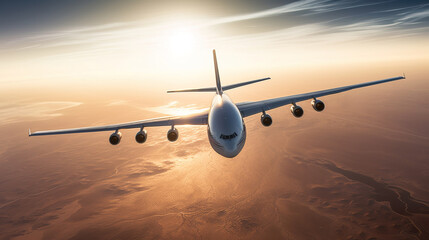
[103,100,208,116]
[208,0,335,25]
[145,101,208,116]
[398,8,429,22]
[4,0,338,50]
[106,100,129,106]
[1,0,428,58]
[208,0,384,25]
[0,101,81,125]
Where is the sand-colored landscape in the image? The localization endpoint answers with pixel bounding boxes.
[0,62,428,239]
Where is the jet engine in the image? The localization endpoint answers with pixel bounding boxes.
[135,129,147,144]
[311,99,325,112]
[109,132,122,145]
[260,113,272,127]
[290,105,304,118]
[167,127,179,142]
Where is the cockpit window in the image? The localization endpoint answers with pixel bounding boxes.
[220,132,238,140]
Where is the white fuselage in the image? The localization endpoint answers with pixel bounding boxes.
[207,94,246,158]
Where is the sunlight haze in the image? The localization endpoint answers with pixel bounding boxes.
[0,0,428,239]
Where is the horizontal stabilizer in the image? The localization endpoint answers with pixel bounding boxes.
[167,77,270,93]
[223,77,270,91]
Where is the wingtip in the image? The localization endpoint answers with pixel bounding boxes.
[402,72,406,79]
[28,128,32,137]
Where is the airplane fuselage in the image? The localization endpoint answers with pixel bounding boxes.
[207,94,246,158]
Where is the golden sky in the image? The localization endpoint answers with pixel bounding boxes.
[1,1,429,239]
[1,0,428,94]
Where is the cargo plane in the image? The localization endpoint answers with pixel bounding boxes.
[29,50,405,158]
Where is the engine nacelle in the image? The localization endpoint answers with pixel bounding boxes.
[167,127,179,142]
[311,99,325,112]
[109,132,122,145]
[290,105,304,118]
[260,113,272,127]
[135,129,147,144]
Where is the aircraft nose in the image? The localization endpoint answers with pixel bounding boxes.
[222,143,239,158]
[224,141,236,151]
[223,150,239,158]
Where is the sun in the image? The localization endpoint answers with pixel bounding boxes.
[166,27,197,55]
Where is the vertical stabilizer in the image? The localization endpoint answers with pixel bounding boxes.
[213,49,223,95]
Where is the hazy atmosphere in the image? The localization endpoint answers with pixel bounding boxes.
[1,0,429,239]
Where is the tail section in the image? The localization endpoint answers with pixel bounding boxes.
[167,49,270,93]
[213,49,222,95]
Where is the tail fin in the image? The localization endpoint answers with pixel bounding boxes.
[213,49,222,95]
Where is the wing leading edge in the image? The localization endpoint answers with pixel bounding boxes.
[29,110,208,136]
[30,76,404,136]
[237,76,405,118]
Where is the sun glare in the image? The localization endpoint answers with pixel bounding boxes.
[167,27,197,55]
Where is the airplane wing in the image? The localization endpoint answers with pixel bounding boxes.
[237,76,405,118]
[29,110,208,136]
[29,76,404,136]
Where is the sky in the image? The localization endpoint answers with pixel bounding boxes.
[0,0,428,93]
[1,1,429,239]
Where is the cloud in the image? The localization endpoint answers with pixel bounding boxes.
[207,0,383,26]
[103,100,208,116]
[145,101,208,116]
[0,101,81,125]
[1,0,428,60]
[6,0,388,50]
[208,0,335,25]
[106,100,128,106]
[398,8,429,22]
[4,0,340,50]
